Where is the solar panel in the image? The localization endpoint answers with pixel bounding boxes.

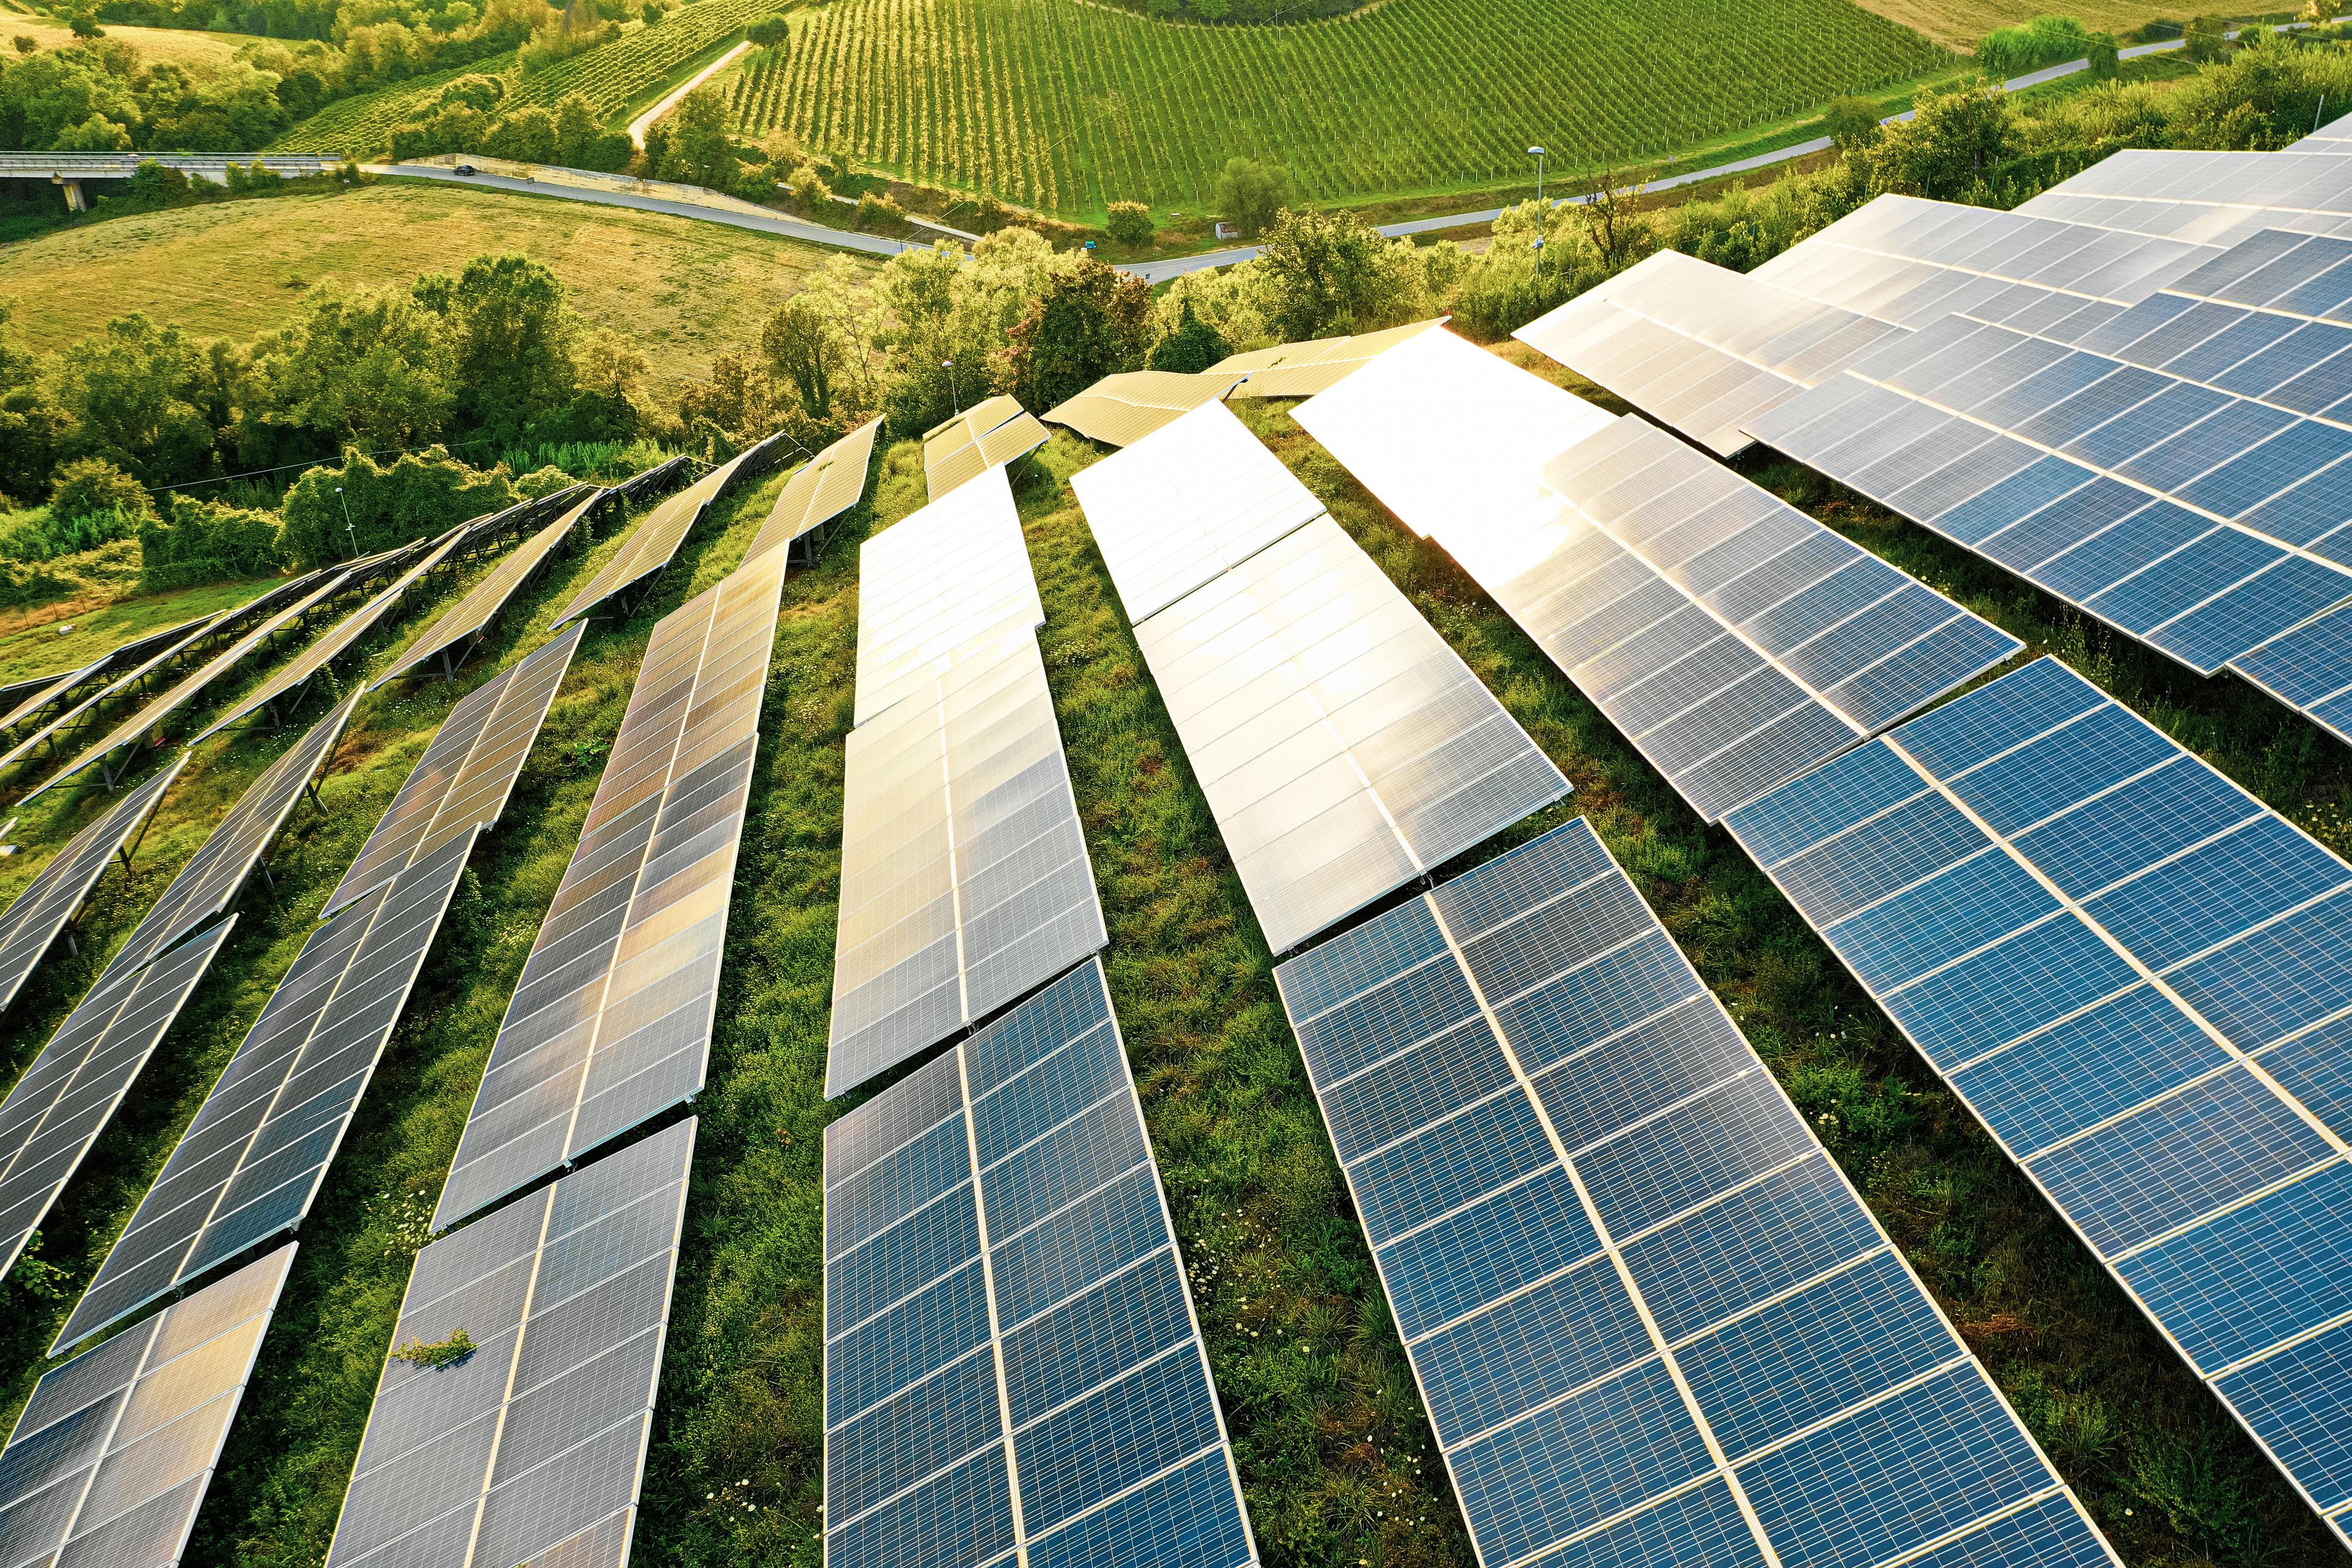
[434,547,788,1229]
[326,1117,695,1568]
[377,490,605,685]
[822,959,1257,1568]
[1134,514,1568,952]
[853,466,1042,726]
[1744,310,2352,680]
[1288,324,1616,543]
[1213,316,1449,398]
[2291,115,2352,154]
[1724,655,2352,1551]
[1,658,115,742]
[192,526,473,743]
[1067,398,1327,623]
[1273,818,2117,1568]
[0,1245,293,1568]
[326,625,582,919]
[1513,250,1895,456]
[827,630,1106,1098]
[1041,369,1250,448]
[2018,149,2352,249]
[745,417,883,563]
[28,546,424,801]
[922,397,1050,499]
[552,435,782,628]
[53,824,481,1352]
[2233,600,2352,745]
[0,756,183,1016]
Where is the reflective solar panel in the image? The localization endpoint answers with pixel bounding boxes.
[54,826,481,1352]
[1067,399,1327,624]
[1042,369,1250,448]
[1273,818,2113,1568]
[194,526,473,742]
[377,489,604,685]
[29,546,424,801]
[326,625,582,919]
[745,417,883,563]
[1289,324,1616,542]
[1133,514,1568,952]
[924,397,1051,499]
[2292,115,2352,154]
[326,1117,695,1568]
[2019,149,2352,251]
[827,631,1106,1098]
[1724,655,2352,1551]
[822,960,1257,1568]
[2233,600,2352,745]
[553,435,782,628]
[0,1245,292,1568]
[0,756,183,1016]
[435,548,788,1229]
[854,466,1042,726]
[1213,316,1449,398]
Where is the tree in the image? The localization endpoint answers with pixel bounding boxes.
[641,0,666,21]
[1577,169,1655,274]
[996,255,1154,411]
[1212,156,1290,239]
[50,313,215,487]
[1854,78,2011,198]
[12,36,36,55]
[1147,297,1229,372]
[2184,14,2227,61]
[653,85,738,190]
[1822,96,1880,153]
[761,292,859,422]
[747,13,787,46]
[482,103,559,160]
[0,305,69,505]
[555,92,630,170]
[1105,200,1153,248]
[262,286,453,448]
[677,352,779,442]
[2087,30,2119,79]
[46,456,151,527]
[68,9,102,38]
[1253,206,1411,339]
[439,253,577,435]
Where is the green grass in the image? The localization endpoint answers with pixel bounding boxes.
[270,0,793,156]
[2,355,2350,1568]
[0,576,276,687]
[749,0,1951,217]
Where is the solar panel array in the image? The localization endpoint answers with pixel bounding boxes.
[436,547,788,1228]
[823,960,1257,1568]
[853,466,1042,726]
[554,434,782,628]
[1273,818,2113,1568]
[745,417,883,563]
[1066,399,1326,623]
[923,396,1051,499]
[0,756,182,1016]
[30,543,423,800]
[0,612,217,741]
[1134,515,1568,951]
[0,1245,293,1568]
[2292,116,2352,154]
[377,488,606,685]
[193,524,474,742]
[326,625,583,920]
[326,1117,696,1568]
[2017,149,2352,249]
[1041,369,1249,448]
[1212,315,1447,398]
[827,631,1106,1098]
[1295,330,2016,820]
[53,824,479,1351]
[1725,657,2352,1551]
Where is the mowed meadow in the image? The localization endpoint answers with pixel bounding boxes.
[738,0,1952,213]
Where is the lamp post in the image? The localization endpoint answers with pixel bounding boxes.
[1528,145,1548,264]
[336,485,357,558]
[943,358,962,415]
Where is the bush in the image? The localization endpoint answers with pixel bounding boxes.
[1105,199,1153,247]
[1212,155,1289,239]
[746,13,786,45]
[47,456,152,530]
[138,494,284,592]
[277,445,522,567]
[1977,13,2090,75]
[855,188,903,225]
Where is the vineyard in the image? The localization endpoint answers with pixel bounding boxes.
[733,0,1951,214]
[270,0,790,154]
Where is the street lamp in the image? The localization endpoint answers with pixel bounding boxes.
[1528,145,1548,263]
[943,358,962,415]
[336,485,357,557]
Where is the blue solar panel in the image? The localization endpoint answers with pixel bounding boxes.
[1273,818,2109,1568]
[820,959,1255,1568]
[1725,655,2352,1552]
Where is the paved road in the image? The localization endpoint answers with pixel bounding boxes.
[629,40,753,147]
[367,161,918,255]
[1124,33,2221,283]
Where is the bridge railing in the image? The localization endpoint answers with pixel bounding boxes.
[0,153,347,180]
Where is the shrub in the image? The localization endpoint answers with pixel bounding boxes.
[1977,13,2090,76]
[47,456,152,531]
[138,495,284,592]
[1105,199,1154,247]
[1212,156,1289,238]
[746,13,786,46]
[277,445,522,567]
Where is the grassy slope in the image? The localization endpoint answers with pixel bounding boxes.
[1852,0,2168,49]
[0,576,275,683]
[0,16,250,67]
[0,181,865,392]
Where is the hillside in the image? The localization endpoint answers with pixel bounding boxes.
[0,14,250,68]
[1854,0,2160,48]
[747,0,1951,214]
[0,181,869,391]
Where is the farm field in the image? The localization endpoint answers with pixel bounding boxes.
[269,0,791,154]
[745,0,1951,214]
[0,181,866,390]
[0,15,249,69]
[1853,0,2162,48]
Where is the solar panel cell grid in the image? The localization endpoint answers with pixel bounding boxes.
[0,756,183,1016]
[1272,818,2108,1568]
[0,1245,290,1568]
[821,960,1256,1568]
[326,1117,695,1568]
[554,436,779,629]
[1725,655,2352,1550]
[854,466,1042,726]
[745,417,883,563]
[378,489,605,685]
